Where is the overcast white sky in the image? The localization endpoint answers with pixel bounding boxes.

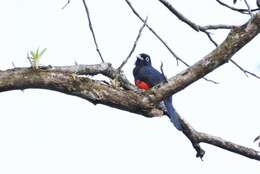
[0,0,260,173]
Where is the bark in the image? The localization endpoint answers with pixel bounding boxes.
[1,12,260,161]
[0,66,162,117]
[148,13,260,103]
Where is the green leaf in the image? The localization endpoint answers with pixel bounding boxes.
[30,51,36,59]
[35,48,39,59]
[39,48,47,57]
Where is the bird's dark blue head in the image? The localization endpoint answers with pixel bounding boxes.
[135,53,152,66]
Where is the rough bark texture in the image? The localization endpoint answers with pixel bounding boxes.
[0,67,161,117]
[148,13,260,103]
[1,12,260,161]
[179,115,260,160]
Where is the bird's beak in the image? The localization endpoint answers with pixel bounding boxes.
[137,54,143,60]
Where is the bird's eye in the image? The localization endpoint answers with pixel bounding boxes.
[145,57,150,62]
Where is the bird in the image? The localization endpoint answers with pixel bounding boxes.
[257,0,260,8]
[133,53,182,131]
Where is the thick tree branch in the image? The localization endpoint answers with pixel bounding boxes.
[0,64,260,160]
[148,12,260,103]
[0,67,161,118]
[159,0,260,80]
[179,113,260,160]
[50,63,136,90]
[1,4,260,162]
[198,132,260,160]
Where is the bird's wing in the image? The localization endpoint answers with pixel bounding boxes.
[135,66,164,87]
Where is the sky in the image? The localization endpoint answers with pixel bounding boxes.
[0,0,260,173]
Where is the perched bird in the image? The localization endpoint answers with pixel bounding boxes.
[133,53,182,131]
[257,0,260,8]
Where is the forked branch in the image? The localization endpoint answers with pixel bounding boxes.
[1,12,260,160]
[125,0,218,84]
[158,0,260,80]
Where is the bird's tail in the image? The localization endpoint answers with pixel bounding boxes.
[164,97,182,131]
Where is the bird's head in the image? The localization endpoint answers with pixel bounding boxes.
[135,53,152,66]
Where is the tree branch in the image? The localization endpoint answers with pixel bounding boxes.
[50,63,137,90]
[125,0,182,65]
[198,131,260,160]
[230,59,260,79]
[158,0,234,48]
[1,3,260,162]
[179,114,260,160]
[148,12,260,103]
[158,0,236,32]
[0,67,161,118]
[243,0,253,18]
[1,64,259,160]
[158,0,260,81]
[200,24,235,30]
[82,0,104,62]
[125,0,218,84]
[61,0,71,9]
[118,17,148,71]
[216,0,259,14]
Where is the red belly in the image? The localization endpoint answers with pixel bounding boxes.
[135,80,151,90]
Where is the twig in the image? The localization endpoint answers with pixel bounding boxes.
[230,59,260,79]
[205,33,260,81]
[125,0,183,66]
[208,35,260,80]
[205,31,218,47]
[26,53,33,67]
[158,0,233,47]
[243,0,253,18]
[160,61,167,82]
[216,0,259,14]
[254,135,260,147]
[118,17,148,71]
[159,0,260,80]
[125,0,218,84]
[207,36,260,80]
[159,0,199,31]
[82,0,104,63]
[11,61,16,68]
[159,0,235,31]
[61,0,71,10]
